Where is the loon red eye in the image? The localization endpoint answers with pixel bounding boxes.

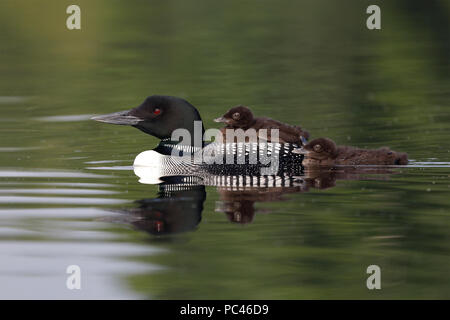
[153,108,161,115]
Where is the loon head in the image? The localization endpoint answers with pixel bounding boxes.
[214,105,254,129]
[92,95,204,146]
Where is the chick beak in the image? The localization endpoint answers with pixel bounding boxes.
[214,116,228,123]
[292,147,308,155]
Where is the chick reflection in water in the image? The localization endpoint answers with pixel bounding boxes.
[214,168,396,224]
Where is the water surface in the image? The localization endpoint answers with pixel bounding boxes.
[0,0,449,299]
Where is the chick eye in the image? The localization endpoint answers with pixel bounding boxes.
[153,108,161,115]
[232,112,240,120]
[313,145,323,153]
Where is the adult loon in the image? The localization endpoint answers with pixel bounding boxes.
[92,95,305,183]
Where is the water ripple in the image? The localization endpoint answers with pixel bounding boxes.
[0,196,127,205]
[35,114,94,122]
[0,188,119,195]
[0,96,28,104]
[0,169,109,178]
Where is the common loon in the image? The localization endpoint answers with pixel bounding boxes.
[214,105,309,145]
[92,95,306,182]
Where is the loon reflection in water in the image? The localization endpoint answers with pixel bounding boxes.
[117,181,206,236]
[109,168,399,235]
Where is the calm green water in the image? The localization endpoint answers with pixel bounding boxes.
[0,0,449,299]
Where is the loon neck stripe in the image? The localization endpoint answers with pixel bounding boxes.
[155,139,202,156]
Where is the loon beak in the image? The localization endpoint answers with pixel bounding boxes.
[214,116,227,123]
[91,110,143,125]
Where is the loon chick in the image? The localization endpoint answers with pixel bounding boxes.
[298,137,408,166]
[214,105,309,145]
[92,95,305,177]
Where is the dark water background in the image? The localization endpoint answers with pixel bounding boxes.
[0,0,449,298]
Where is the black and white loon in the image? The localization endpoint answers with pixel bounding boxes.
[92,95,306,185]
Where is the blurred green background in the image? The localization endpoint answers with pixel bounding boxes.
[0,0,449,299]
